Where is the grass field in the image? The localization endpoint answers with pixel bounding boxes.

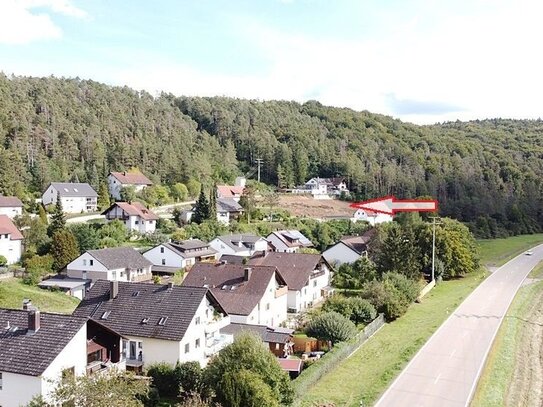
[299,269,487,407]
[477,233,543,267]
[471,261,543,407]
[0,278,80,314]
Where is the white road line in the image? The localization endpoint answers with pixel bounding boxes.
[450,349,457,358]
[434,373,442,384]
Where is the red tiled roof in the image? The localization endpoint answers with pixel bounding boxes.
[277,358,303,372]
[217,185,244,198]
[0,196,23,208]
[110,171,152,186]
[0,215,23,240]
[103,202,159,220]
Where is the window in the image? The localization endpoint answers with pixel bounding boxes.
[89,259,94,266]
[195,339,200,348]
[266,303,270,311]
[195,317,200,325]
[158,317,168,326]
[313,280,317,287]
[101,311,111,320]
[161,259,166,265]
[160,247,164,253]
[0,372,2,390]
[138,342,143,349]
[112,271,116,280]
[275,343,280,350]
[83,259,87,266]
[135,220,139,225]
[185,343,190,353]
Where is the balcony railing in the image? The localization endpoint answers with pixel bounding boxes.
[204,334,233,357]
[204,316,229,334]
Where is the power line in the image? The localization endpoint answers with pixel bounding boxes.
[254,158,264,182]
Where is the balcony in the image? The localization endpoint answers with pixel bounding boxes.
[87,359,126,375]
[204,334,233,357]
[204,316,229,334]
[275,285,288,298]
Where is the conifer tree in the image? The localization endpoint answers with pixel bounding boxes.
[48,193,65,237]
[38,204,48,225]
[209,185,217,222]
[192,189,210,224]
[51,229,79,270]
[98,183,111,210]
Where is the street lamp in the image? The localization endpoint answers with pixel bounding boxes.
[430,217,442,282]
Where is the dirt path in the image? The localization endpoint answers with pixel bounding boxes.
[505,285,543,406]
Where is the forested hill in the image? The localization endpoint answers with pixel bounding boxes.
[0,74,542,237]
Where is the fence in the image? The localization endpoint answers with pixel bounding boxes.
[292,313,385,401]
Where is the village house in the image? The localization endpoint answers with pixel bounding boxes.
[73,280,232,370]
[41,182,98,213]
[66,247,153,283]
[143,239,218,274]
[108,170,153,201]
[293,177,349,199]
[181,197,244,226]
[102,201,158,234]
[182,263,288,327]
[216,176,246,202]
[209,234,269,258]
[0,215,23,265]
[353,208,393,225]
[249,252,332,313]
[266,230,313,253]
[323,230,375,267]
[0,196,23,219]
[38,276,90,300]
[0,300,124,407]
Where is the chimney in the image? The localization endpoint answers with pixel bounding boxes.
[168,282,174,289]
[110,280,119,300]
[28,309,40,334]
[22,299,32,310]
[244,267,252,281]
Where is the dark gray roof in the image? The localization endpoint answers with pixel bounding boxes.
[0,309,87,376]
[87,247,152,269]
[160,240,217,259]
[182,263,285,316]
[221,323,293,344]
[73,281,224,341]
[216,234,266,253]
[216,198,243,213]
[50,182,98,197]
[38,275,89,289]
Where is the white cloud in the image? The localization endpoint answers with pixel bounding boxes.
[0,0,87,45]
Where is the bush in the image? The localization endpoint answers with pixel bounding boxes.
[306,311,357,346]
[146,363,179,398]
[348,297,377,324]
[176,361,205,396]
[22,254,54,285]
[0,255,7,266]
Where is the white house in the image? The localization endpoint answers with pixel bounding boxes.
[41,183,98,213]
[73,280,233,370]
[66,247,153,283]
[0,301,124,407]
[353,208,393,225]
[210,234,268,258]
[143,239,218,274]
[182,198,244,225]
[183,263,288,327]
[0,215,22,265]
[108,171,153,201]
[266,230,313,253]
[250,252,332,313]
[293,177,349,199]
[323,231,375,267]
[0,196,23,219]
[102,201,158,234]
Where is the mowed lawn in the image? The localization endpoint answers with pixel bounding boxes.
[477,233,543,267]
[299,269,487,407]
[0,278,79,314]
[471,262,543,407]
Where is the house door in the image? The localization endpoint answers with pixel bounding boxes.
[129,341,137,359]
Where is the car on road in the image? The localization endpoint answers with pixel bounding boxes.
[525,250,534,255]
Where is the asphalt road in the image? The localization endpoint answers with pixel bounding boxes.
[374,244,543,407]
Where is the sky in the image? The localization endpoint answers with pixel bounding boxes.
[0,0,542,124]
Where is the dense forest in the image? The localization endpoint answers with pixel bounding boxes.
[0,74,541,237]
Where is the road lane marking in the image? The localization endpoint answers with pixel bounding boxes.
[450,349,457,358]
[434,373,442,384]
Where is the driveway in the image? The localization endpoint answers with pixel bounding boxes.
[374,245,543,407]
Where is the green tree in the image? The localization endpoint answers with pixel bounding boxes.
[376,223,421,280]
[192,190,211,224]
[51,230,79,270]
[22,254,54,285]
[47,193,65,237]
[170,183,189,202]
[99,220,128,244]
[262,192,279,222]
[305,311,357,346]
[205,333,293,407]
[69,223,100,252]
[186,178,201,199]
[208,186,217,222]
[98,183,111,210]
[0,255,7,266]
[239,184,256,223]
[38,204,48,225]
[333,257,377,289]
[120,186,136,203]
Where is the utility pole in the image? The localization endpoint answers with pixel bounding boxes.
[430,216,442,282]
[255,158,263,182]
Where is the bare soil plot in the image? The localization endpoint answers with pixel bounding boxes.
[274,194,354,218]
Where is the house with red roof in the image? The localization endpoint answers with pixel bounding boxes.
[216,176,246,202]
[0,215,23,264]
[102,202,158,234]
[108,170,153,200]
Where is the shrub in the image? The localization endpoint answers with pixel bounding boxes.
[176,361,205,396]
[0,255,7,267]
[146,363,179,398]
[305,311,357,346]
[348,297,377,324]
